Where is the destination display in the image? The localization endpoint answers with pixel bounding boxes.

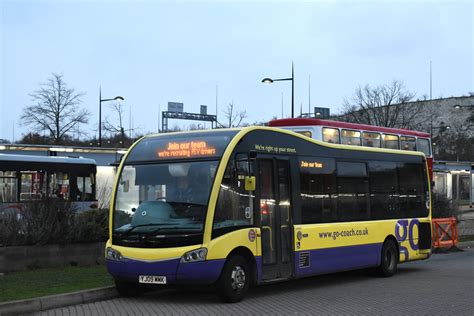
[125,131,238,162]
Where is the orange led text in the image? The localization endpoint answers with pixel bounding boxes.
[157,141,217,158]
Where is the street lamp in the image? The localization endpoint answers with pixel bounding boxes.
[99,87,124,147]
[453,104,474,109]
[430,123,451,148]
[430,122,451,138]
[262,63,295,118]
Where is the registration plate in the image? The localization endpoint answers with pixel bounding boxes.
[139,275,167,284]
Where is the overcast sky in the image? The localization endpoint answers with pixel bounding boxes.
[1,0,472,141]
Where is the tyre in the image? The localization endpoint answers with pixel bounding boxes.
[216,255,251,303]
[115,279,144,297]
[377,239,398,277]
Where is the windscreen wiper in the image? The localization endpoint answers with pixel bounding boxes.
[142,227,201,237]
[117,223,175,237]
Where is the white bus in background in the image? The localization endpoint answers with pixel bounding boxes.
[269,118,434,180]
[0,154,97,213]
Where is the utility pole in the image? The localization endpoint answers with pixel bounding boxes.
[129,105,132,139]
[216,85,218,122]
[430,60,432,100]
[308,75,311,115]
[281,93,284,118]
[158,104,161,133]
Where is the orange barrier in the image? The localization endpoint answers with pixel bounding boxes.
[432,217,458,248]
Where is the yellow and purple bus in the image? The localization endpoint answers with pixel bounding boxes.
[106,126,432,302]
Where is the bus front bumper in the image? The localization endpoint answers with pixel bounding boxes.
[106,257,225,285]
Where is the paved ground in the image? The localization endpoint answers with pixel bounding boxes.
[33,249,474,315]
[458,208,474,236]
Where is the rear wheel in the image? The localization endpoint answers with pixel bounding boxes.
[377,239,398,277]
[115,279,144,297]
[216,255,250,303]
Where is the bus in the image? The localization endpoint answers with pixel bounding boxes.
[268,118,433,180]
[106,126,432,302]
[0,154,97,214]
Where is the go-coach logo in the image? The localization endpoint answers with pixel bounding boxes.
[395,219,420,260]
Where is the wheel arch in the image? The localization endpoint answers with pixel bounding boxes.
[226,246,258,286]
[383,234,400,262]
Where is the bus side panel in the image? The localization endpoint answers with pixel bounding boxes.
[295,244,381,277]
[175,259,226,284]
[293,219,429,278]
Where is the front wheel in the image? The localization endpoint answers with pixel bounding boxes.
[216,255,250,303]
[377,239,398,277]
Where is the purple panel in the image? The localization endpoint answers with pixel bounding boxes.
[255,256,263,284]
[176,259,225,284]
[106,258,180,283]
[295,243,382,278]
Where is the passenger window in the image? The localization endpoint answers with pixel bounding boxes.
[341,130,361,146]
[362,132,381,148]
[322,128,340,144]
[336,162,369,221]
[383,134,399,149]
[368,161,400,219]
[75,175,95,201]
[0,171,18,202]
[400,136,416,151]
[417,138,431,156]
[398,163,427,218]
[213,154,254,238]
[48,172,70,200]
[299,157,336,224]
[20,171,46,201]
[295,131,312,138]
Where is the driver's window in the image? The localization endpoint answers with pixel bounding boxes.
[212,153,254,238]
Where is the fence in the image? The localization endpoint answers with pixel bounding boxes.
[432,217,458,249]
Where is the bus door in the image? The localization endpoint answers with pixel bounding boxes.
[257,157,293,281]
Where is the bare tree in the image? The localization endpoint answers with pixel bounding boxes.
[222,102,247,127]
[103,102,127,145]
[433,116,474,161]
[341,80,423,129]
[21,73,89,144]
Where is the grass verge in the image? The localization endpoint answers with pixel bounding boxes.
[0,265,113,303]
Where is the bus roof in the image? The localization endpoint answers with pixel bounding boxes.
[269,118,431,138]
[0,153,96,165]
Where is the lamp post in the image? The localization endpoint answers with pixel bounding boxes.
[430,122,451,137]
[99,87,124,147]
[430,122,451,148]
[262,63,295,118]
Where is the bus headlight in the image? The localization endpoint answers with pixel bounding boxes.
[180,248,207,263]
[106,247,125,261]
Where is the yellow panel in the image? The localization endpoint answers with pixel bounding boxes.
[206,228,259,260]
